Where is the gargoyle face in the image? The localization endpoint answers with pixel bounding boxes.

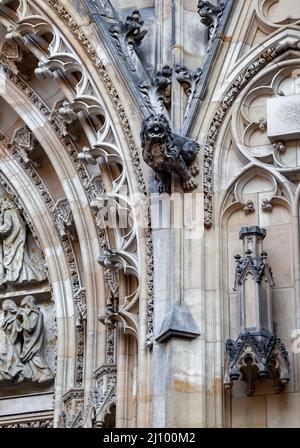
[142,114,170,143]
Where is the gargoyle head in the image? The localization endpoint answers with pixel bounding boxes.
[140,114,171,146]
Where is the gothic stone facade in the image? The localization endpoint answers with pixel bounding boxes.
[0,0,299,428]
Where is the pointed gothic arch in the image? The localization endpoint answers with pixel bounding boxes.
[0,0,152,428]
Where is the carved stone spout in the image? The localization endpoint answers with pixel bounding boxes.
[140,114,200,193]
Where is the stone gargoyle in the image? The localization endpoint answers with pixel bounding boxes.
[140,114,200,193]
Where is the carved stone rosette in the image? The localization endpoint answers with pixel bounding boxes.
[224,227,290,395]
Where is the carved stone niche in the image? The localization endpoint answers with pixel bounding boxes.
[58,388,84,428]
[89,364,117,428]
[0,196,47,289]
[224,226,290,396]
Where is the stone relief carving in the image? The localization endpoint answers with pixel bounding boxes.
[222,168,290,222]
[1,124,83,387]
[1,0,153,356]
[224,227,290,395]
[53,199,76,242]
[90,364,116,428]
[234,65,300,170]
[139,65,172,114]
[0,199,46,287]
[0,418,53,428]
[9,126,38,168]
[141,114,200,193]
[0,295,53,384]
[109,10,147,71]
[50,99,78,141]
[197,1,225,41]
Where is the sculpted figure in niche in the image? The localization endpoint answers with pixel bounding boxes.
[0,199,46,287]
[0,299,23,382]
[0,296,53,384]
[19,296,53,383]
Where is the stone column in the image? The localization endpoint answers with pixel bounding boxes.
[151,0,204,428]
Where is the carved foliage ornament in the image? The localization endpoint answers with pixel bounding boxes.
[109,9,147,71]
[197,1,225,40]
[139,65,172,114]
[175,65,202,119]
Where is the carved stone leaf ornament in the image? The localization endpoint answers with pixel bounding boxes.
[197,1,225,40]
[109,10,147,71]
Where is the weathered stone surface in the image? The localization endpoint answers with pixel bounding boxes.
[267,95,300,142]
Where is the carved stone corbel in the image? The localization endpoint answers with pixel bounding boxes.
[60,388,85,428]
[0,0,14,5]
[34,60,54,80]
[140,114,200,193]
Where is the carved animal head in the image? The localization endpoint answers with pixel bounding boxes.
[141,114,171,146]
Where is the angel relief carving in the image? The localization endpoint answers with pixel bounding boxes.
[0,296,53,384]
[0,199,46,287]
